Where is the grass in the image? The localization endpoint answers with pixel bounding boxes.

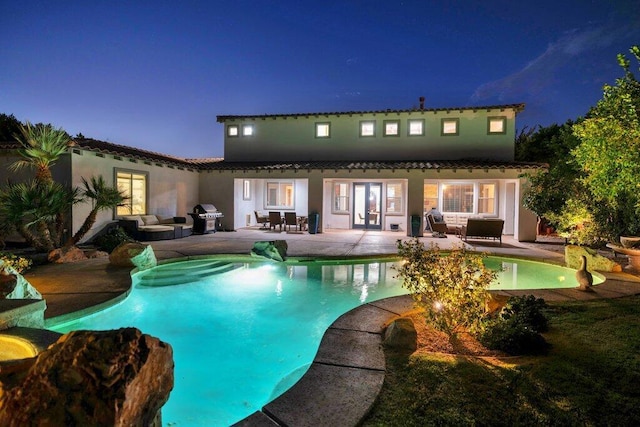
[362,296,640,426]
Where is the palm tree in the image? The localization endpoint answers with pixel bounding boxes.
[10,122,71,184]
[0,180,79,252]
[66,176,127,247]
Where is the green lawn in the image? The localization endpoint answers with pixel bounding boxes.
[363,296,640,426]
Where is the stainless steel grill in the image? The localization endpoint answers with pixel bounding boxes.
[189,204,223,233]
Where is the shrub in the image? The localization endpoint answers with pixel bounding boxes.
[396,240,497,337]
[0,252,33,274]
[500,294,549,333]
[480,320,549,355]
[480,295,550,355]
[94,227,134,253]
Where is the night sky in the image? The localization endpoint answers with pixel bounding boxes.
[2,1,638,158]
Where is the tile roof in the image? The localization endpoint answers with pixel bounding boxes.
[1,138,546,172]
[195,159,546,171]
[216,103,526,122]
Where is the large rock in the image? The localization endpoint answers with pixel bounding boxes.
[109,242,157,270]
[0,328,174,427]
[47,246,88,263]
[383,317,417,352]
[565,245,622,272]
[251,240,288,262]
[0,262,42,300]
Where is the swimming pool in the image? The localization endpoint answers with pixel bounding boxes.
[49,256,600,426]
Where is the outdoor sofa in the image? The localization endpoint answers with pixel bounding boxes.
[460,218,504,245]
[118,214,193,241]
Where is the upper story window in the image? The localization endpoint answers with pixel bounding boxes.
[408,119,424,136]
[116,170,147,215]
[386,181,404,214]
[359,120,376,137]
[266,181,294,209]
[487,116,507,134]
[383,120,400,137]
[242,124,255,136]
[227,125,239,137]
[332,182,350,213]
[441,118,459,136]
[315,122,331,138]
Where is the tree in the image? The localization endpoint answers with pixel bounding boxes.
[0,180,79,252]
[395,240,497,338]
[572,46,640,240]
[0,114,22,141]
[10,122,71,184]
[66,176,126,247]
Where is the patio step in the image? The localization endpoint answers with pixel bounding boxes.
[136,260,243,287]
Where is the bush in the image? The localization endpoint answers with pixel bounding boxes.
[480,295,550,355]
[0,252,32,274]
[500,295,549,333]
[94,227,134,253]
[396,240,497,337]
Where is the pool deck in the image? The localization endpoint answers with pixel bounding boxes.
[20,229,640,426]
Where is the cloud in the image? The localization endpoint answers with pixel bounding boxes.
[471,23,627,103]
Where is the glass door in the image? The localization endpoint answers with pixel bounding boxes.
[353,182,382,229]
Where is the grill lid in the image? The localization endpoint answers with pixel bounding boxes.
[194,204,218,213]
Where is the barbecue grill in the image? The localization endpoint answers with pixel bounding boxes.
[189,204,223,233]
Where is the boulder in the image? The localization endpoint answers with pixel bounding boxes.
[251,240,288,262]
[0,264,41,300]
[383,317,417,352]
[47,246,88,264]
[109,242,157,270]
[0,328,174,427]
[565,245,622,272]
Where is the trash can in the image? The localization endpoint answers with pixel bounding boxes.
[308,213,320,234]
[410,215,421,237]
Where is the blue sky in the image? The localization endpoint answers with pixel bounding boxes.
[1,1,638,158]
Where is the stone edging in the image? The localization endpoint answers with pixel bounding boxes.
[234,295,414,426]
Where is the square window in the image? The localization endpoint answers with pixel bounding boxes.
[383,120,400,136]
[360,120,376,137]
[408,119,424,136]
[488,116,506,134]
[242,124,254,136]
[316,122,330,138]
[227,125,239,137]
[441,118,459,136]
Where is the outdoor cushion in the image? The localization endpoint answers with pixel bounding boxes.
[138,225,175,232]
[141,215,160,225]
[123,215,144,227]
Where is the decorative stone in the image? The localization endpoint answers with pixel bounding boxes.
[109,242,157,270]
[383,317,417,352]
[0,328,174,427]
[86,250,109,259]
[251,240,288,262]
[0,270,41,300]
[47,246,88,264]
[565,245,622,272]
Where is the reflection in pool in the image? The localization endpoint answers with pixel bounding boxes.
[49,256,600,426]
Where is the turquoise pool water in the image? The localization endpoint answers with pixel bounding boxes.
[50,256,600,426]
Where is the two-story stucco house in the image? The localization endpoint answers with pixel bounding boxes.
[0,102,545,243]
[205,103,543,240]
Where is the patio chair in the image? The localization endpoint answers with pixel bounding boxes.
[254,211,269,228]
[426,214,449,234]
[268,211,283,231]
[284,212,298,232]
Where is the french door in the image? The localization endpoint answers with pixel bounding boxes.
[353,182,382,229]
